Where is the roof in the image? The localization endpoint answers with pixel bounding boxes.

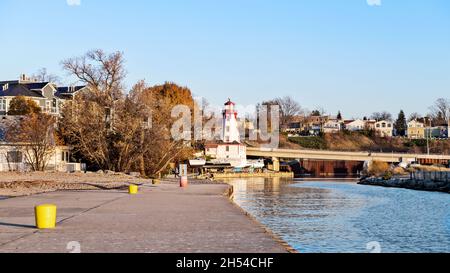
[0,84,44,98]
[224,99,235,106]
[344,119,357,124]
[55,86,87,98]
[23,82,50,90]
[56,86,87,94]
[0,80,19,86]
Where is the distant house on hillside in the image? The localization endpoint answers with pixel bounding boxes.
[345,119,366,132]
[375,120,393,137]
[426,126,448,139]
[323,119,342,134]
[407,120,425,139]
[0,74,88,116]
[365,120,377,131]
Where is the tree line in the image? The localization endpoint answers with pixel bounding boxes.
[257,95,449,136]
[6,50,194,177]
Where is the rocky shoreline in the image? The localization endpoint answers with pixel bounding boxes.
[359,177,450,194]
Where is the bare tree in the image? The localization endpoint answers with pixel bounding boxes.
[59,50,194,176]
[275,96,302,128]
[62,49,126,106]
[408,112,423,122]
[429,98,450,125]
[6,113,57,171]
[33,68,61,84]
[371,111,392,122]
[59,95,112,170]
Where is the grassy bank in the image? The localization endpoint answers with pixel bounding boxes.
[287,132,450,154]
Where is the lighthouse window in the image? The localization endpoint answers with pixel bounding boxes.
[226,146,230,152]
[226,126,230,132]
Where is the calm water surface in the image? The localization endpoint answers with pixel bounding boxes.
[227,178,450,253]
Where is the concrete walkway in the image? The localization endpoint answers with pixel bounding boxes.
[0,184,288,253]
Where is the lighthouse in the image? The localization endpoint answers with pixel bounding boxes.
[204,99,247,167]
[222,99,241,143]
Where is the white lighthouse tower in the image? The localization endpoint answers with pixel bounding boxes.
[222,99,241,143]
[205,99,247,167]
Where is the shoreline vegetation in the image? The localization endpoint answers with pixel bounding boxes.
[282,133,450,155]
[360,161,450,193]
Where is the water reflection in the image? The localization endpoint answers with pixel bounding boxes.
[226,178,450,253]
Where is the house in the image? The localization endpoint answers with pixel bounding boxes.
[425,126,448,139]
[323,119,342,134]
[0,74,88,116]
[285,116,306,134]
[55,86,89,100]
[407,120,425,139]
[205,99,247,167]
[306,115,329,135]
[365,120,377,130]
[345,119,366,132]
[375,120,393,137]
[0,142,77,172]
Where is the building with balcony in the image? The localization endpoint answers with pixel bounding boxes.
[0,74,88,116]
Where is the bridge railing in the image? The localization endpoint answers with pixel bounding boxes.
[411,171,450,182]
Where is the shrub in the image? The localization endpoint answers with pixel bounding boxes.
[368,161,390,177]
[7,96,42,116]
[383,171,393,180]
[289,136,327,150]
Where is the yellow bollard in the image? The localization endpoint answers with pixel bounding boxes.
[129,184,139,194]
[35,204,57,229]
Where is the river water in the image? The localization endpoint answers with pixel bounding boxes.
[226,177,450,253]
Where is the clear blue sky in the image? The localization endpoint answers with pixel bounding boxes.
[1,0,449,118]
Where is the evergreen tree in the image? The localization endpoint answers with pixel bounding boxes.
[311,110,321,116]
[337,111,343,120]
[8,96,42,116]
[394,110,407,136]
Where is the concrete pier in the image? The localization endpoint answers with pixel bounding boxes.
[0,183,289,253]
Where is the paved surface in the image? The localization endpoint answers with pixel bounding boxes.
[0,184,288,253]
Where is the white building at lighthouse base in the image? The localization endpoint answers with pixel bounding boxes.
[205,141,247,168]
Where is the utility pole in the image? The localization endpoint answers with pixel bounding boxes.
[426,117,432,155]
[447,109,450,139]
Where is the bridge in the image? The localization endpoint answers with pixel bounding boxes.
[247,147,450,172]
